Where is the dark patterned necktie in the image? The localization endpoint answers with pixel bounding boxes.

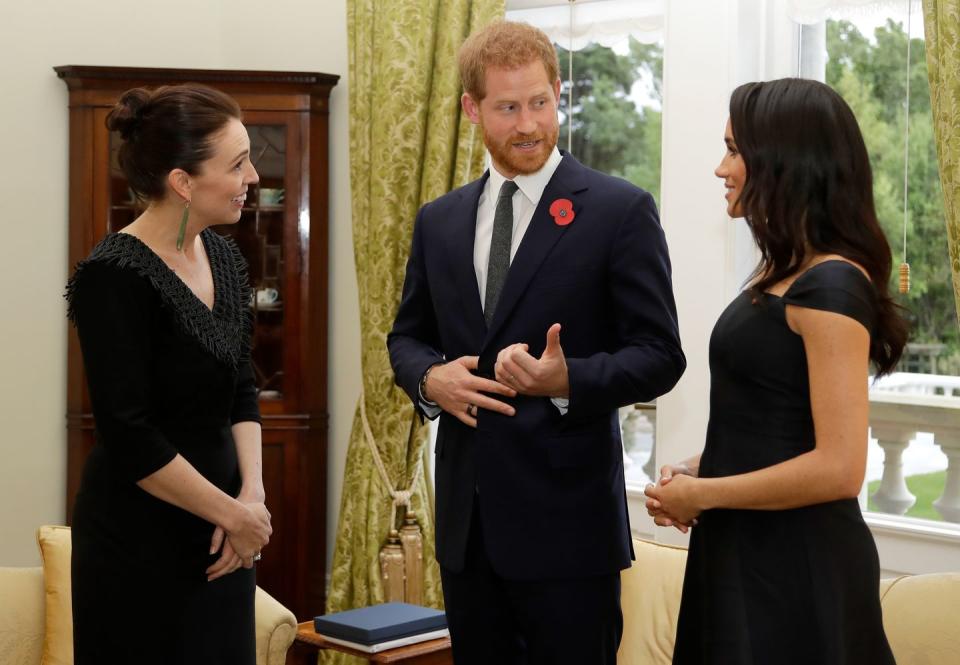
[484,180,519,325]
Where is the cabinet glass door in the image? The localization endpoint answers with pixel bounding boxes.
[223,124,288,401]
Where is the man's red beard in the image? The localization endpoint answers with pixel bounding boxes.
[482,120,559,176]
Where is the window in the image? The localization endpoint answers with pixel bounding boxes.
[796,1,960,527]
[507,0,666,486]
[508,0,664,201]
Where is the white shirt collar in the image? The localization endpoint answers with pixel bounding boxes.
[487,146,563,205]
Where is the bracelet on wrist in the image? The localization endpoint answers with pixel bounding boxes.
[419,363,440,406]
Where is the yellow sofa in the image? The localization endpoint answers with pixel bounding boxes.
[0,526,297,665]
[618,538,960,665]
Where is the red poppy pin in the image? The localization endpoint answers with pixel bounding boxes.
[549,198,575,226]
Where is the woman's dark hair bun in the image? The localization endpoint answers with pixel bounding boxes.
[106,88,152,140]
[103,84,241,201]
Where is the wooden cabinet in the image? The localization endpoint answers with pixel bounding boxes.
[57,65,338,620]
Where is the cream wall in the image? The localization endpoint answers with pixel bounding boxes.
[0,0,360,569]
[633,0,796,546]
[643,0,746,547]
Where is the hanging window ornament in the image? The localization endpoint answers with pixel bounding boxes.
[899,0,914,294]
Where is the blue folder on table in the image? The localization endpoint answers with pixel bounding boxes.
[313,602,447,646]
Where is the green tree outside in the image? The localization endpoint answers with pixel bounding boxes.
[828,19,959,374]
[556,23,958,374]
[556,38,663,203]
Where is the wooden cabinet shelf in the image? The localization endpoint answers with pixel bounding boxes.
[57,65,338,620]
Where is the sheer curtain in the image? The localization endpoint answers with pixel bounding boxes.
[508,0,664,48]
[788,0,922,24]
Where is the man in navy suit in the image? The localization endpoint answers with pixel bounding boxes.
[388,21,684,665]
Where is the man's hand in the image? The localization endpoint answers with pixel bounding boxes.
[495,323,569,398]
[425,356,516,427]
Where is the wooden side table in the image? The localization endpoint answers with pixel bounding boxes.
[286,621,453,665]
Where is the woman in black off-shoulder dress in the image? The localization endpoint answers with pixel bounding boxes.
[67,84,271,665]
[645,79,906,664]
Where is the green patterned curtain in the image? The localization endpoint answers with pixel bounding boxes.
[923,0,960,329]
[324,0,503,660]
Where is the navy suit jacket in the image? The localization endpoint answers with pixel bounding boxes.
[388,153,685,581]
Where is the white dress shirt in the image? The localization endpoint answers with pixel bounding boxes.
[474,147,563,309]
[420,147,569,416]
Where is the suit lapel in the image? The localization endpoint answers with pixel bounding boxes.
[447,173,489,342]
[482,154,589,348]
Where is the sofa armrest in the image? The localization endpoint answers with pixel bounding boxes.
[618,539,688,665]
[880,572,960,665]
[0,566,44,665]
[878,575,906,602]
[255,585,297,665]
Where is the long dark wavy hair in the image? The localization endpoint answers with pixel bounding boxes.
[730,78,907,375]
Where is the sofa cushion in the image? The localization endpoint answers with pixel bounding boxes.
[0,566,44,665]
[36,525,72,665]
[617,538,687,665]
[880,571,960,665]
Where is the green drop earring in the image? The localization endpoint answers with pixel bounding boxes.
[176,201,190,251]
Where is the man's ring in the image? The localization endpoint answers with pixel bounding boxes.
[252,552,262,562]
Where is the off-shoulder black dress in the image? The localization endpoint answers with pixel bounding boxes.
[66,230,261,665]
[673,261,896,664]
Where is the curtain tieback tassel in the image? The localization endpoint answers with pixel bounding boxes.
[379,530,406,602]
[360,388,425,603]
[399,512,424,605]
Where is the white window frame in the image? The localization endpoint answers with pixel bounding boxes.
[499,0,960,575]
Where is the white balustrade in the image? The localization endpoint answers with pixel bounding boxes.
[868,424,916,515]
[871,372,960,397]
[638,404,657,480]
[869,390,960,523]
[620,402,657,482]
[932,431,960,523]
[619,405,638,469]
[618,374,960,523]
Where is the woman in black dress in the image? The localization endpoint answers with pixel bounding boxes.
[645,78,907,664]
[67,85,271,664]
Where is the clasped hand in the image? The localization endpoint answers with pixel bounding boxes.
[425,324,569,428]
[644,464,701,533]
[206,489,272,581]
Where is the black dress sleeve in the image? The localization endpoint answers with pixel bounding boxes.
[781,261,877,333]
[231,360,261,425]
[68,261,179,481]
